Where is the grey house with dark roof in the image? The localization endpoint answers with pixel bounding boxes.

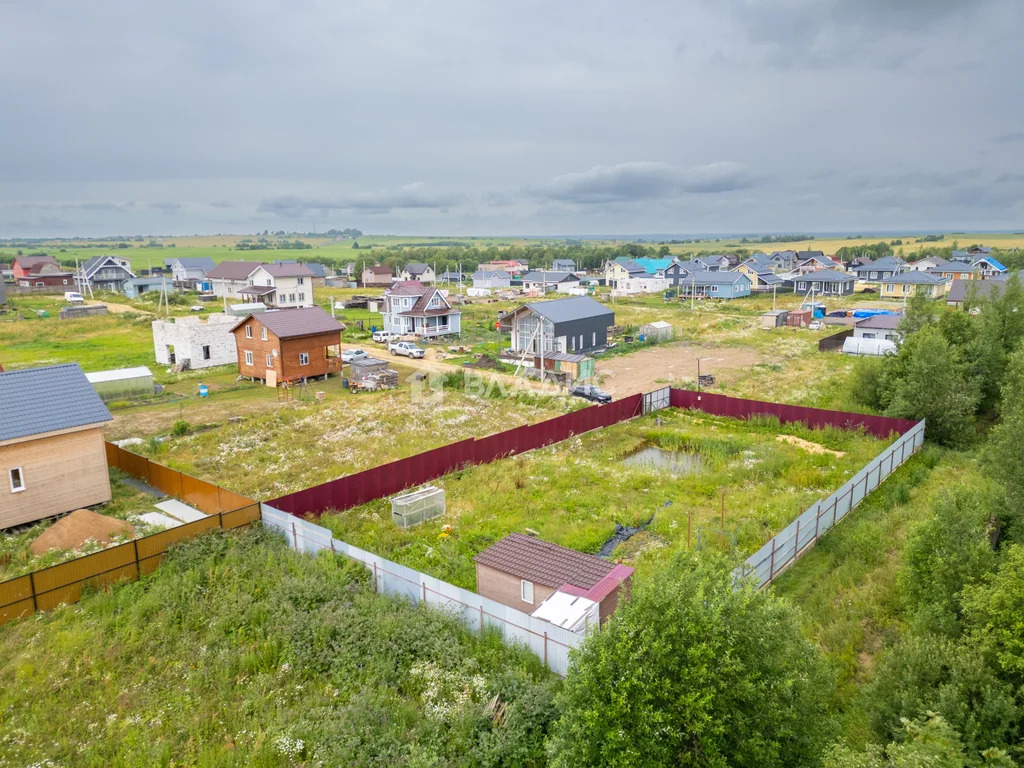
[0,363,114,528]
[676,271,752,299]
[502,296,614,355]
[793,269,856,295]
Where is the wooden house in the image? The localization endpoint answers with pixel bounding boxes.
[230,306,345,386]
[361,264,394,287]
[0,363,113,528]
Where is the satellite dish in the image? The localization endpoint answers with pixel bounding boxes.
[272,349,278,357]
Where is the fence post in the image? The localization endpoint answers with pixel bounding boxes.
[814,504,821,539]
[479,605,484,634]
[373,562,379,594]
[543,631,548,667]
[900,438,906,464]
[768,538,776,582]
[291,522,299,550]
[133,539,141,579]
[29,572,38,613]
[422,582,427,604]
[795,519,801,553]
[217,487,224,514]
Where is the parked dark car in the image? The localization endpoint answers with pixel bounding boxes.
[569,384,612,404]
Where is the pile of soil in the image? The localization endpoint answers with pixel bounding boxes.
[30,509,136,555]
[469,354,503,370]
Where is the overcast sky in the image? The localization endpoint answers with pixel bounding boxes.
[2,0,1022,238]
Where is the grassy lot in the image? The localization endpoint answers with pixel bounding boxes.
[0,527,556,767]
[772,446,979,745]
[0,470,162,582]
[137,380,582,499]
[318,408,890,590]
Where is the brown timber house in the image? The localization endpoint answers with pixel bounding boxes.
[230,306,345,386]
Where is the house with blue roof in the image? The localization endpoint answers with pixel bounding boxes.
[972,256,1007,279]
[631,257,675,276]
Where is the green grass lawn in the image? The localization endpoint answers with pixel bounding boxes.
[319,408,890,590]
[0,527,556,767]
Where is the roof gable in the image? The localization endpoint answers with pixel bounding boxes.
[232,306,344,339]
[207,261,263,280]
[474,533,620,590]
[523,296,613,324]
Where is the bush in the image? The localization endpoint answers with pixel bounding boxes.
[171,419,190,436]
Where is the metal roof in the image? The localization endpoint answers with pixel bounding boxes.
[522,271,578,283]
[256,263,314,278]
[795,269,854,283]
[207,261,262,280]
[232,306,344,339]
[85,366,153,384]
[683,271,751,286]
[0,363,112,442]
[172,257,216,270]
[524,296,613,324]
[947,278,1010,304]
[853,256,905,272]
[883,271,947,284]
[855,315,903,330]
[474,533,619,590]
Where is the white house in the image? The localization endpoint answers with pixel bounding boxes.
[522,271,581,294]
[399,263,436,283]
[207,261,262,299]
[382,283,461,338]
[152,314,239,369]
[852,314,904,343]
[612,274,669,295]
[472,270,512,290]
[240,264,315,309]
[168,257,216,284]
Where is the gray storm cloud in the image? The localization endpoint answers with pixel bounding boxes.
[0,0,1021,236]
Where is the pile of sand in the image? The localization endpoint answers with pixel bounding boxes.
[776,434,846,457]
[30,509,136,555]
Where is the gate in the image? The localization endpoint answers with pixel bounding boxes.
[642,386,670,414]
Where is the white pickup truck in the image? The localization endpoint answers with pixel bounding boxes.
[388,341,425,359]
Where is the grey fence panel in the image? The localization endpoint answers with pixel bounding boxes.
[260,503,585,676]
[737,419,926,589]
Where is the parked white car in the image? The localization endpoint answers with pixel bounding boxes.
[388,341,425,359]
[342,349,369,363]
[372,330,392,343]
[64,291,85,303]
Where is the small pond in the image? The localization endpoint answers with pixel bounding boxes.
[621,445,704,475]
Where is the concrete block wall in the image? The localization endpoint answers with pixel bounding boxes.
[152,314,238,369]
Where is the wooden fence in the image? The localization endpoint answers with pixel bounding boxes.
[0,445,258,626]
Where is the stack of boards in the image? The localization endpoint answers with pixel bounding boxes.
[138,499,208,529]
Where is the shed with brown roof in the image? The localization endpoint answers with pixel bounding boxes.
[474,533,633,624]
[229,307,345,385]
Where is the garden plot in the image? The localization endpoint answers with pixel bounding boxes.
[318,408,890,590]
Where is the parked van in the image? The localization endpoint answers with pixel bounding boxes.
[64,291,85,303]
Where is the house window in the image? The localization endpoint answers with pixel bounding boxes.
[244,350,254,365]
[297,277,304,285]
[261,326,267,341]
[299,352,309,365]
[521,580,534,604]
[245,326,253,339]
[202,345,211,360]
[266,279,273,286]
[289,294,296,303]
[9,467,25,493]
[710,285,719,294]
[298,292,305,302]
[266,354,273,367]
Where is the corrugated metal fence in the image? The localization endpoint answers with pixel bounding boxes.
[739,419,925,588]
[269,393,645,516]
[0,445,259,626]
[261,504,585,676]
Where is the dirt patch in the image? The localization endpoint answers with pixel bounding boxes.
[30,509,136,555]
[595,342,767,398]
[86,300,151,315]
[776,434,846,457]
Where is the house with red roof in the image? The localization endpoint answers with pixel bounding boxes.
[381,281,461,339]
[474,533,633,626]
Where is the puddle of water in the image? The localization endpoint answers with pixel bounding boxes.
[622,445,704,475]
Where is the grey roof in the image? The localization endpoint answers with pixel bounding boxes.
[207,261,262,280]
[524,296,613,324]
[80,255,133,279]
[755,272,785,285]
[275,260,328,277]
[0,363,112,441]
[522,270,578,283]
[258,263,314,278]
[884,271,947,285]
[915,256,952,269]
[947,277,1010,304]
[552,259,576,270]
[744,253,774,269]
[404,262,430,275]
[612,258,648,274]
[233,306,344,339]
[472,270,510,280]
[853,256,905,273]
[684,271,752,286]
[928,262,979,274]
[173,257,216,271]
[795,269,855,284]
[856,314,903,330]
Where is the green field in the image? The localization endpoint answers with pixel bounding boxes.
[0,528,556,766]
[319,408,889,590]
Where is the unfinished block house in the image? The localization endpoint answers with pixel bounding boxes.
[152,314,239,370]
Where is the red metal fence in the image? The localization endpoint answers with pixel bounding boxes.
[669,389,914,439]
[269,393,644,516]
[270,387,915,517]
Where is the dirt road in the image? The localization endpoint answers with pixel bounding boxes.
[595,342,766,398]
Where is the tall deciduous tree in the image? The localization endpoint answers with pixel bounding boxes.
[547,554,834,768]
[986,344,1024,523]
[881,326,979,447]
